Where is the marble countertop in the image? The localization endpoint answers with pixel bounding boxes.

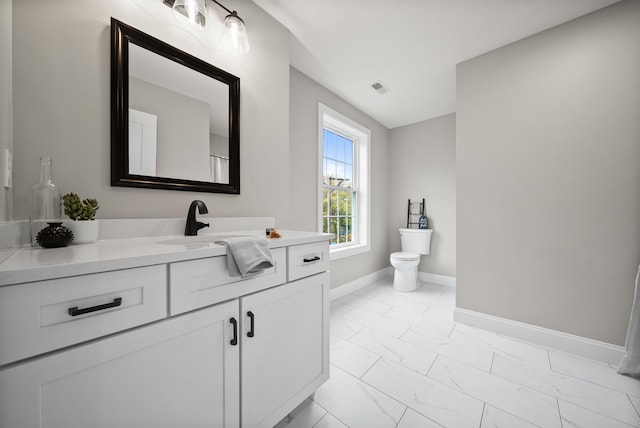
[0,230,332,287]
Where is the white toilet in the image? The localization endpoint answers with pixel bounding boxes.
[390,228,433,292]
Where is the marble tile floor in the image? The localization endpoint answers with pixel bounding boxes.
[275,277,640,428]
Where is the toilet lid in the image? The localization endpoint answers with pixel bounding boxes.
[391,252,420,261]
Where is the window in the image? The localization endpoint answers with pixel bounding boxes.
[318,103,370,259]
[322,129,354,245]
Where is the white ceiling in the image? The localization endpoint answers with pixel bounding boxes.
[252,0,621,129]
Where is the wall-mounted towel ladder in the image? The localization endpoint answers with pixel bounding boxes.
[407,198,425,229]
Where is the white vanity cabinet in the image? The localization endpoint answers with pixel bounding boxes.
[169,246,330,428]
[241,272,330,428]
[0,234,330,428]
[0,265,167,366]
[0,300,241,428]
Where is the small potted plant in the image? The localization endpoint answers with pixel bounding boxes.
[62,193,100,244]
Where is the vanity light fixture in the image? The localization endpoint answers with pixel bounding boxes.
[164,0,250,54]
[212,0,250,54]
[171,0,208,32]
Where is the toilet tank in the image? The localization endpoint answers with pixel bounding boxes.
[399,228,432,255]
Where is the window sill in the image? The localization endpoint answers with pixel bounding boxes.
[329,243,370,261]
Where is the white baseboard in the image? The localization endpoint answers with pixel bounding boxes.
[454,307,625,365]
[329,268,623,365]
[330,268,392,301]
[418,271,456,287]
[330,268,456,300]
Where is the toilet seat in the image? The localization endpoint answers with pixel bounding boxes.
[390,252,420,261]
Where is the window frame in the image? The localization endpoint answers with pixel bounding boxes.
[317,103,370,260]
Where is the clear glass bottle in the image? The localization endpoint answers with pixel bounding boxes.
[30,157,61,246]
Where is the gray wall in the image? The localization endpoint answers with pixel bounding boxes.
[456,0,640,345]
[0,0,11,221]
[8,0,393,291]
[389,114,456,278]
[12,0,291,223]
[289,67,391,288]
[130,77,210,182]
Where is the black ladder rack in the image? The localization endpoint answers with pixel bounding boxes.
[407,198,425,229]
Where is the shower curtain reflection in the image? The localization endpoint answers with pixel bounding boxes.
[211,155,229,184]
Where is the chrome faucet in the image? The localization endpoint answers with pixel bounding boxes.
[184,200,210,236]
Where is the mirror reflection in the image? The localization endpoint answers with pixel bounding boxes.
[128,44,230,183]
[111,18,240,194]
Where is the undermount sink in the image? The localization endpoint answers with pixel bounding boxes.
[158,234,251,245]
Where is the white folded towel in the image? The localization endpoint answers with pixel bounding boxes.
[215,236,274,277]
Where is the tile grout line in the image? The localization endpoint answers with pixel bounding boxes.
[339,360,409,426]
[310,398,351,428]
[358,355,382,380]
[395,322,492,364]
[489,367,640,427]
[485,404,549,428]
[419,303,431,315]
[548,366,640,396]
[558,397,640,428]
[627,393,640,418]
[538,346,637,396]
[547,348,640,395]
[309,407,328,428]
[394,407,408,428]
[447,319,456,338]
[427,354,566,427]
[358,360,458,428]
[353,324,441,372]
[497,347,640,413]
[310,413,325,428]
[556,397,564,428]
[425,352,440,377]
[478,402,486,428]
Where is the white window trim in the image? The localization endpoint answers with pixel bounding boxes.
[318,103,370,260]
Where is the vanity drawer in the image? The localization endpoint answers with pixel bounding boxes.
[169,247,287,316]
[0,265,167,366]
[287,241,330,281]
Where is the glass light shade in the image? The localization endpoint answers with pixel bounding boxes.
[172,0,208,31]
[219,13,250,54]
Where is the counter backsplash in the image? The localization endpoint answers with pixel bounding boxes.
[0,217,276,250]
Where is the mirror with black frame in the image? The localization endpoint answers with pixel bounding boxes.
[111,18,240,194]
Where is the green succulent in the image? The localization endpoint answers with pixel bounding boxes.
[62,193,99,221]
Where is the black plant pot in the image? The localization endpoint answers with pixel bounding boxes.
[36,222,74,248]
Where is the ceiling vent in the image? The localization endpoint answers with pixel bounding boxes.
[371,81,390,95]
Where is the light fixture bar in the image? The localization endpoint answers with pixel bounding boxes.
[163,0,250,54]
[163,0,238,21]
[210,0,233,16]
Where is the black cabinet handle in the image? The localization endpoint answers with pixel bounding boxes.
[303,256,320,263]
[247,311,255,337]
[230,318,238,346]
[68,297,122,317]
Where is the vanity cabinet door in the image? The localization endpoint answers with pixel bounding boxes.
[0,301,240,428]
[240,272,330,428]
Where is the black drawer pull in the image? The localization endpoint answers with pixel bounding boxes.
[303,256,320,263]
[247,311,255,337]
[230,318,238,346]
[68,297,122,317]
